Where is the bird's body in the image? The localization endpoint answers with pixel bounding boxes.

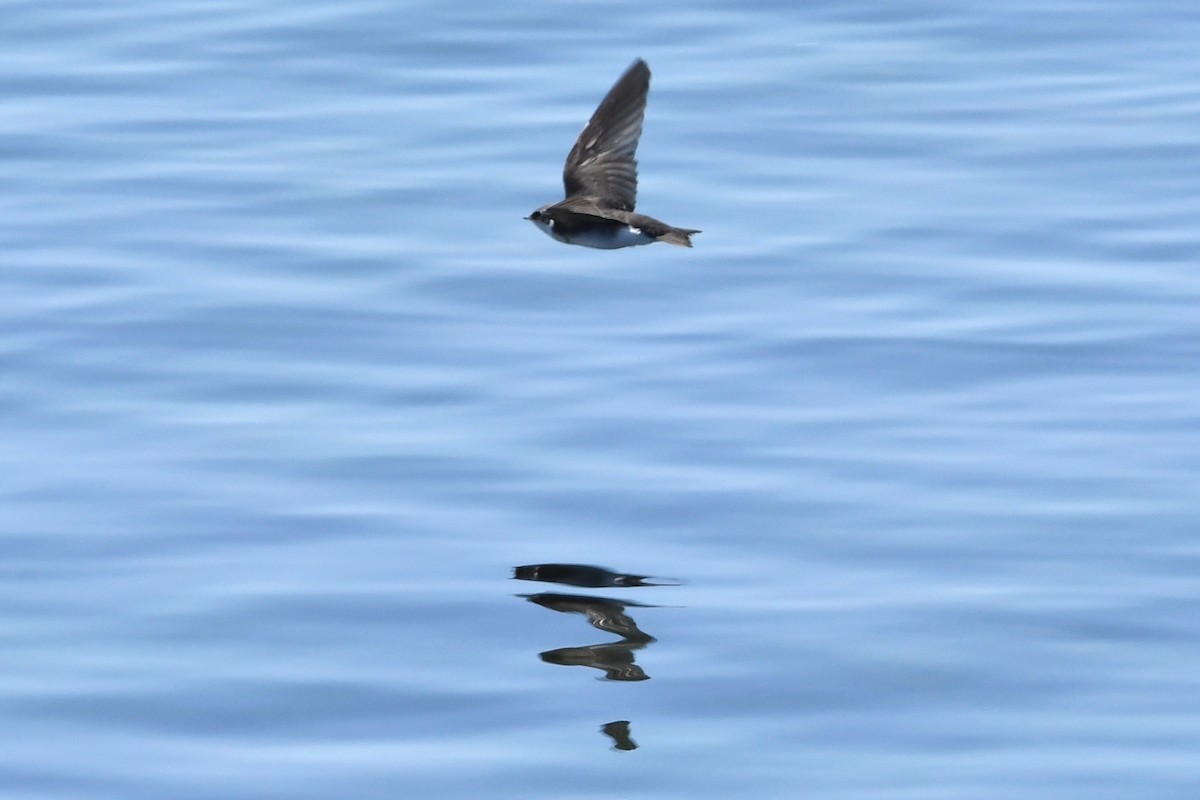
[527,59,699,249]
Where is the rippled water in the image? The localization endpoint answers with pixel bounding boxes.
[3,0,1199,797]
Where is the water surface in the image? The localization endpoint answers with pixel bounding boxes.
[3,0,1199,798]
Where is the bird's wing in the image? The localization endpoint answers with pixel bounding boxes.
[562,59,649,212]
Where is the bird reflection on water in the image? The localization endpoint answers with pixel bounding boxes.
[513,563,681,588]
[540,639,651,682]
[522,592,657,643]
[601,720,638,751]
[513,563,682,751]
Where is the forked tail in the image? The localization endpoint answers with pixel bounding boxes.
[659,227,701,248]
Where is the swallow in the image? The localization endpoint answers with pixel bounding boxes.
[527,59,699,249]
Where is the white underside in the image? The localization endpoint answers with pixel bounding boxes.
[533,219,655,249]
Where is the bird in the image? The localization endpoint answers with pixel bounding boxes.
[526,59,699,249]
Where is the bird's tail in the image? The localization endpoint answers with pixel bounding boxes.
[659,227,701,248]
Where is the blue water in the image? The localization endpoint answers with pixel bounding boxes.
[3,0,1199,797]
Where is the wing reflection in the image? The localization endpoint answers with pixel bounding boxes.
[521,592,657,642]
[540,640,651,681]
[601,720,638,751]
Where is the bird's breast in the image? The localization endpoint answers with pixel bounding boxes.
[549,223,655,250]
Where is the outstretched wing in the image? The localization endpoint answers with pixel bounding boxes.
[562,59,649,212]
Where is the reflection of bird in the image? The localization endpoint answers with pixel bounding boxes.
[526,59,700,249]
[523,593,656,642]
[513,563,680,588]
[601,720,638,751]
[540,642,650,681]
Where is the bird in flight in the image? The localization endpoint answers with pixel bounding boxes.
[527,59,699,249]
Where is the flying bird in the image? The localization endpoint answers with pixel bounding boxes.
[527,59,699,249]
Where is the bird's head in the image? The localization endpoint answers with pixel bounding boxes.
[526,206,562,241]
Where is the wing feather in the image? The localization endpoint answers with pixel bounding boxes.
[562,59,649,211]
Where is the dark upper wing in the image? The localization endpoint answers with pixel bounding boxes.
[562,59,649,211]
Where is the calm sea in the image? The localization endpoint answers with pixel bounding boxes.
[3,0,1199,797]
